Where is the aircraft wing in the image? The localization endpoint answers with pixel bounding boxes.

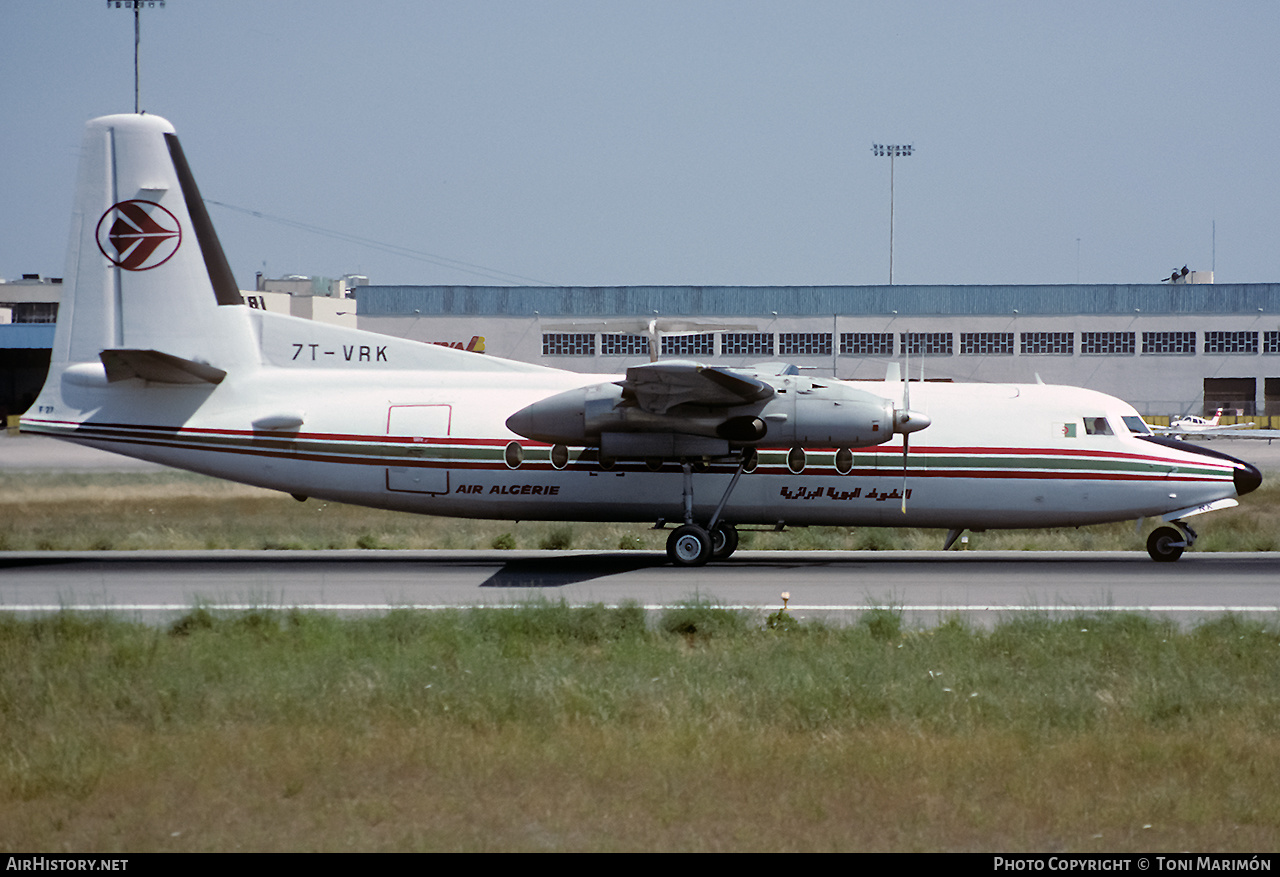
[621,361,775,414]
[1157,424,1264,436]
[1205,428,1280,440]
[1201,424,1258,433]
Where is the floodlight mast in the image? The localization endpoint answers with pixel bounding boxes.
[872,143,913,284]
[108,1,166,114]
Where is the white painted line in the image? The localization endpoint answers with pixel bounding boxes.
[1,603,1276,614]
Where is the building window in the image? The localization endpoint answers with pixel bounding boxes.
[661,333,714,357]
[1021,332,1074,355]
[1262,331,1280,355]
[1081,332,1135,355]
[1142,331,1196,355]
[722,332,774,356]
[899,332,952,356]
[779,333,832,356]
[542,333,595,356]
[1204,331,1258,354]
[840,332,893,356]
[960,332,1014,355]
[11,302,58,323]
[601,333,648,356]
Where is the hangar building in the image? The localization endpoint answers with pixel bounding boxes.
[355,279,1280,418]
[8,274,1280,423]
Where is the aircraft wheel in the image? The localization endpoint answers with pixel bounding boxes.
[667,524,713,567]
[710,522,739,560]
[1146,526,1186,562]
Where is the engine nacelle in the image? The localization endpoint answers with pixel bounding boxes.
[505,375,908,451]
[762,382,897,447]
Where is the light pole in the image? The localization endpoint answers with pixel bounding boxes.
[108,1,166,114]
[872,143,913,284]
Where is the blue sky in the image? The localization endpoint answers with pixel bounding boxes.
[4,1,1279,289]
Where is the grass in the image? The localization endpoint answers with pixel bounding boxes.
[2,469,1279,552]
[1,604,1278,851]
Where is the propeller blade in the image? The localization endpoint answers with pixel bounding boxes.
[900,433,909,514]
[895,342,927,514]
[901,341,910,514]
[903,340,910,410]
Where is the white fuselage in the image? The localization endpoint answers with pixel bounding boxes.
[25,309,1249,533]
[18,113,1260,544]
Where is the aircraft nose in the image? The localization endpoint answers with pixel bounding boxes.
[1235,460,1262,497]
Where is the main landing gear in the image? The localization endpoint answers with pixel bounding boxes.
[663,460,746,567]
[666,520,740,566]
[1146,521,1197,562]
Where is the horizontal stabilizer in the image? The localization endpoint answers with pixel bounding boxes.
[100,349,227,384]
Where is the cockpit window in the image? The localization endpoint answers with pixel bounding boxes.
[1083,416,1113,436]
[1122,416,1151,435]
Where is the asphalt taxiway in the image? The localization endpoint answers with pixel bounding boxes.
[2,549,1277,627]
[3,433,1278,625]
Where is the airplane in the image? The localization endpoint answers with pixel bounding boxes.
[1152,408,1255,435]
[1151,409,1280,441]
[19,114,1264,565]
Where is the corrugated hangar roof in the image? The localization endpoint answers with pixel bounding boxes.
[357,284,1280,318]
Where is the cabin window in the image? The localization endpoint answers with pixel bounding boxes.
[834,447,854,475]
[550,444,570,469]
[1083,417,1113,436]
[504,441,524,469]
[787,447,807,474]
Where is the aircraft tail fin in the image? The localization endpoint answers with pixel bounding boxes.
[50,113,257,372]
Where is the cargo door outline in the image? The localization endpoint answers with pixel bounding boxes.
[386,404,452,494]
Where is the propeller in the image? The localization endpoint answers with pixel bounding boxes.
[893,341,932,513]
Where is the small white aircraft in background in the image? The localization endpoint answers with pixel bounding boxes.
[1152,409,1280,441]
[20,114,1264,564]
[1153,408,1254,435]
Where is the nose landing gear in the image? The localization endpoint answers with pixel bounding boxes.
[1147,522,1196,562]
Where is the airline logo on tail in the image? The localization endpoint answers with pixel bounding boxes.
[95,200,182,270]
